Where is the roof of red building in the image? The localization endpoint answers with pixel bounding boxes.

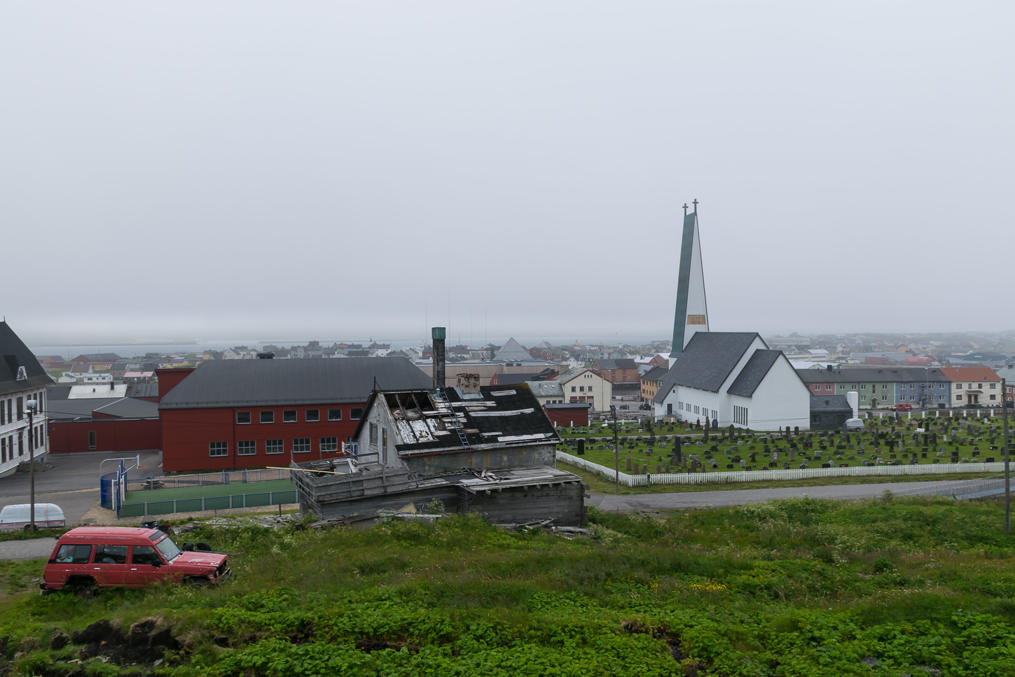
[939,366,1000,382]
[159,357,431,409]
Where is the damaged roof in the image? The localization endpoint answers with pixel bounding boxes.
[365,385,559,455]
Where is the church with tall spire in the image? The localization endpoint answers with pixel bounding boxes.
[655,201,813,431]
[670,199,709,356]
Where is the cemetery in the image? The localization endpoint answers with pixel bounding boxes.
[556,412,1014,478]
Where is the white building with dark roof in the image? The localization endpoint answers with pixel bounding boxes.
[0,322,53,476]
[653,332,811,431]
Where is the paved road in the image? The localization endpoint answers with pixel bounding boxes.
[0,537,57,561]
[0,450,162,526]
[591,478,1007,512]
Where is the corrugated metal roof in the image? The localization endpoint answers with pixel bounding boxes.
[159,357,431,409]
[93,398,160,419]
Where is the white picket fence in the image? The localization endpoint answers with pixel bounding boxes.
[556,451,1007,487]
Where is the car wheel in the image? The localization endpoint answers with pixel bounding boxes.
[186,576,210,587]
[67,577,96,599]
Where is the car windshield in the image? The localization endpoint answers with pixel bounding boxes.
[155,535,182,562]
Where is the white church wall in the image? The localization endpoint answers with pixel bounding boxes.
[741,356,812,431]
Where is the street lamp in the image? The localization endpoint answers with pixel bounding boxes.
[610,405,619,491]
[25,398,37,532]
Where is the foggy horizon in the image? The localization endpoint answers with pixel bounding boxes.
[4,2,1012,343]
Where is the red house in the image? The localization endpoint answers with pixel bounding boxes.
[158,357,431,472]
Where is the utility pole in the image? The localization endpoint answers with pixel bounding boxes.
[1003,379,1010,533]
[26,399,37,531]
[611,405,619,491]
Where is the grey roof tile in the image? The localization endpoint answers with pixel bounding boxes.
[652,332,761,403]
[0,322,52,396]
[810,395,853,412]
[727,350,782,397]
[160,357,431,409]
[796,367,948,384]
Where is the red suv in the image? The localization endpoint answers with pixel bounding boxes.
[891,403,913,411]
[42,526,230,593]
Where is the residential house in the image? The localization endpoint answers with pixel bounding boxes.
[555,368,613,412]
[653,332,810,431]
[640,366,668,403]
[940,366,1003,407]
[593,358,640,385]
[524,381,565,407]
[0,322,53,477]
[996,364,1015,405]
[796,367,950,409]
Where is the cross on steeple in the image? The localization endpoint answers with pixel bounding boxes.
[692,198,699,213]
[682,203,688,215]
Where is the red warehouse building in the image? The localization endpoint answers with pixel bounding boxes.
[47,396,161,454]
[159,357,431,472]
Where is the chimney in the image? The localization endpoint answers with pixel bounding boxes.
[431,326,446,389]
[846,391,859,419]
[457,372,480,395]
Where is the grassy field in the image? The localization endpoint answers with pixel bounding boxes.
[126,479,296,502]
[4,497,1015,674]
[558,415,1013,474]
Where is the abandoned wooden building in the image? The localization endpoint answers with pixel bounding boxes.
[292,379,585,526]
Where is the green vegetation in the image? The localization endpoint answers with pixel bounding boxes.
[558,414,1014,475]
[4,498,1015,674]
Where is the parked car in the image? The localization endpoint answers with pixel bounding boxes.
[844,418,865,433]
[0,503,65,531]
[41,526,230,593]
[891,404,913,411]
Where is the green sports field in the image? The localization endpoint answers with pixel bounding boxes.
[119,479,297,517]
[125,478,296,502]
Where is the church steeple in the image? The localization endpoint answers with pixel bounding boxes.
[670,199,709,356]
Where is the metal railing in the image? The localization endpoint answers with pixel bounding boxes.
[125,468,291,492]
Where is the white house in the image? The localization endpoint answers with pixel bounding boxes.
[0,322,52,478]
[555,368,613,413]
[653,332,811,431]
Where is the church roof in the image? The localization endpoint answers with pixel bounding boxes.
[493,338,531,362]
[0,322,52,396]
[727,350,782,397]
[653,332,761,402]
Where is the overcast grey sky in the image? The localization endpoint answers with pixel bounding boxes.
[3,1,1012,345]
